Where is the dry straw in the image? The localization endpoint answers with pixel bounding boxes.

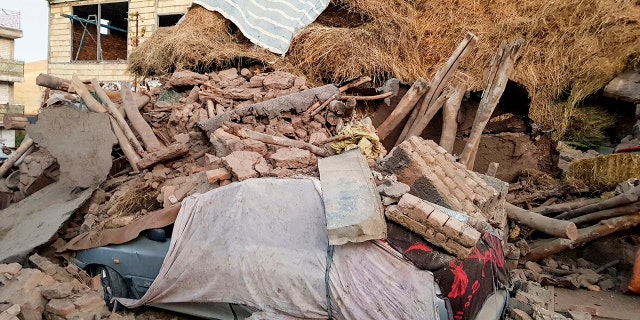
[566,154,640,191]
[128,1,640,139]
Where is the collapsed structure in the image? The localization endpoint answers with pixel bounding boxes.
[1,1,640,320]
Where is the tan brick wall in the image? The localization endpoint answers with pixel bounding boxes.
[48,62,130,82]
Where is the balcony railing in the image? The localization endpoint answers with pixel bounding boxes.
[0,9,20,30]
[0,59,24,79]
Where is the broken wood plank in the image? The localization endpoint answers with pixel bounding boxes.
[525,213,640,261]
[120,82,163,152]
[439,72,469,153]
[0,138,33,178]
[555,186,640,220]
[37,73,121,102]
[376,78,429,140]
[137,143,189,170]
[460,38,524,169]
[399,33,478,143]
[206,99,215,118]
[338,76,372,93]
[506,203,578,240]
[338,91,393,101]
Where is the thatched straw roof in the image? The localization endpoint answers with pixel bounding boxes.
[128,0,640,138]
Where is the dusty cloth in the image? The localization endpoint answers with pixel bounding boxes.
[119,178,439,319]
[387,222,508,320]
[329,118,386,159]
[193,0,330,54]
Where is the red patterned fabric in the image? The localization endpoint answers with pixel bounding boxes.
[387,222,508,320]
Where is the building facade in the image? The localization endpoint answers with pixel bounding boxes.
[47,0,192,81]
[0,8,24,113]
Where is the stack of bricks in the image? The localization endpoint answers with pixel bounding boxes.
[382,136,507,228]
[386,193,481,259]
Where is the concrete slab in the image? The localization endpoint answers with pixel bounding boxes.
[318,149,386,245]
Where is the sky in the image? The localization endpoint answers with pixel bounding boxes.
[1,0,49,62]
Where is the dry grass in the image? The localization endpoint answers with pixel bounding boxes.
[566,154,640,191]
[562,106,616,148]
[129,0,640,139]
[110,187,160,217]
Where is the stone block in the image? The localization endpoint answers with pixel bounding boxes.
[73,293,106,312]
[168,70,208,87]
[318,149,386,245]
[268,148,315,169]
[28,254,58,276]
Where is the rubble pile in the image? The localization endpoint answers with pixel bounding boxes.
[0,254,108,320]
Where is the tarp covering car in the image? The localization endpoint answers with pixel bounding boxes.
[119,178,441,319]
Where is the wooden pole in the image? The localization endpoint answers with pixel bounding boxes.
[399,33,478,143]
[338,92,393,101]
[531,198,601,216]
[569,201,640,225]
[555,186,640,220]
[439,72,469,153]
[120,82,163,152]
[525,213,640,261]
[338,76,372,93]
[506,203,578,240]
[376,78,429,141]
[89,79,146,156]
[0,138,34,178]
[460,39,524,169]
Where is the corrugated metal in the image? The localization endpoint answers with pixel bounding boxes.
[0,83,8,104]
[0,39,10,60]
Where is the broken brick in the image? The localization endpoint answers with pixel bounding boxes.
[40,282,74,299]
[222,151,263,181]
[206,168,232,184]
[0,263,22,276]
[45,299,76,318]
[268,148,315,169]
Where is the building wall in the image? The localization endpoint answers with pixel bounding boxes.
[0,82,9,104]
[0,38,12,60]
[48,0,192,81]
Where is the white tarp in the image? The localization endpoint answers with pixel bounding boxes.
[193,0,330,54]
[121,178,439,319]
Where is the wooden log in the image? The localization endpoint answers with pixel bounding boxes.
[555,186,640,220]
[312,135,351,146]
[338,76,372,93]
[304,93,338,118]
[0,138,34,178]
[3,114,30,130]
[90,79,146,156]
[399,33,478,143]
[531,198,601,216]
[36,73,121,101]
[460,38,524,169]
[137,143,189,170]
[71,76,106,113]
[525,213,640,261]
[338,92,393,101]
[569,201,640,225]
[376,78,429,141]
[110,117,140,172]
[439,72,469,153]
[226,126,332,157]
[120,82,163,152]
[506,203,578,240]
